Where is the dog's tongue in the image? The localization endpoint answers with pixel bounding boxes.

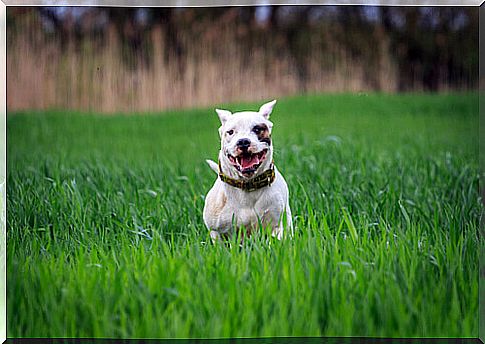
[240,154,259,169]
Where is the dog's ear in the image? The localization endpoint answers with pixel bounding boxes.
[215,109,232,125]
[258,100,277,119]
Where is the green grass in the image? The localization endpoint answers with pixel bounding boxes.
[7,93,481,338]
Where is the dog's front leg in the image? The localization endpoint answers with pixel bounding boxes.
[210,230,221,242]
[271,207,293,240]
[271,223,284,240]
[258,208,283,240]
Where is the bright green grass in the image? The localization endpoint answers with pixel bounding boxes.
[7,93,481,338]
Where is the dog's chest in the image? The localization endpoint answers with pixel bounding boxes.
[236,207,259,227]
[225,189,274,227]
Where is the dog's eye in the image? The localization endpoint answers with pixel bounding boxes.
[226,130,234,135]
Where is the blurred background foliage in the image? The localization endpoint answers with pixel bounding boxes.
[7,6,478,113]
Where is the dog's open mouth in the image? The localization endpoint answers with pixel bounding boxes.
[228,149,268,175]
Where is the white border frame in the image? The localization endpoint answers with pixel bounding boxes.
[1,1,5,343]
[2,0,484,6]
[0,2,481,344]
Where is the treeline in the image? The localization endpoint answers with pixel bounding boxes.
[7,7,478,113]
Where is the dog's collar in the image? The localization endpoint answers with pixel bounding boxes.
[218,160,276,192]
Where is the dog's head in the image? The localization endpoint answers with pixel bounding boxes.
[216,100,277,179]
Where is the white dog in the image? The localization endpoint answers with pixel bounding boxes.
[203,100,293,241]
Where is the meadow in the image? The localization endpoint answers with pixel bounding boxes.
[7,93,481,338]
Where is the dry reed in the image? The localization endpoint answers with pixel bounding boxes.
[6,10,473,113]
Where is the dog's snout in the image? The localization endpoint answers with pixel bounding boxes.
[236,138,251,150]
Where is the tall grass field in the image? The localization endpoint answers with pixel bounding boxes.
[7,93,481,338]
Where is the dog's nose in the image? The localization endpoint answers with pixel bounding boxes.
[236,138,251,150]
